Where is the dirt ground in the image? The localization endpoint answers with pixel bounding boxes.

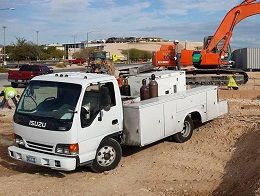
[0,73,259,196]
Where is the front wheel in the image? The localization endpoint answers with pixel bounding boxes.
[173,115,194,143]
[91,138,122,173]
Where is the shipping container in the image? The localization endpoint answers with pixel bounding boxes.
[232,48,260,71]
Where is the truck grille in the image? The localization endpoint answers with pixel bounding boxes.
[26,141,54,152]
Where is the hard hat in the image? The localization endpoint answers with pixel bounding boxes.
[7,91,15,98]
[174,40,179,44]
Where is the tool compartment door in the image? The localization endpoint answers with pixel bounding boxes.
[164,101,177,137]
[206,88,219,120]
[139,104,164,146]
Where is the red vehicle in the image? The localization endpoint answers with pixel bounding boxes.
[68,58,86,64]
[8,64,53,88]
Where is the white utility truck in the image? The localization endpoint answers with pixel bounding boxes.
[8,71,228,172]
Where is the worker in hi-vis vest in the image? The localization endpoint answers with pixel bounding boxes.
[0,87,19,109]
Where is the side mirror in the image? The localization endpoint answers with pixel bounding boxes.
[103,105,111,112]
[99,86,111,111]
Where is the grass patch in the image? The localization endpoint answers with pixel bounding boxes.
[0,67,8,73]
[55,62,66,68]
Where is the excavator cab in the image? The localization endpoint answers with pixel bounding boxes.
[203,36,214,50]
[203,36,232,62]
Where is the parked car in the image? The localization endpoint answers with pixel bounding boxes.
[67,58,86,64]
[5,63,19,68]
[8,64,53,88]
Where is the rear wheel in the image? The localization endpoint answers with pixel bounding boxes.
[11,82,18,88]
[91,138,122,173]
[173,115,194,143]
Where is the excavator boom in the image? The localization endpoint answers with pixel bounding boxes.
[152,0,260,85]
[206,0,260,57]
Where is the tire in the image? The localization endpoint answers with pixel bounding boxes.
[91,138,122,173]
[173,115,194,143]
[11,82,18,88]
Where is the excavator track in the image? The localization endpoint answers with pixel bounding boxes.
[185,68,249,85]
[112,63,249,86]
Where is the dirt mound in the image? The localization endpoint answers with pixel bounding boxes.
[213,125,260,196]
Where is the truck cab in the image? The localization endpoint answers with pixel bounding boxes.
[9,72,123,172]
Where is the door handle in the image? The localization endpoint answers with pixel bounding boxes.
[112,119,118,125]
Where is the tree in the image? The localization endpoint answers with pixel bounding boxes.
[41,46,64,60]
[122,48,152,62]
[5,38,65,61]
[73,47,96,59]
[7,38,38,62]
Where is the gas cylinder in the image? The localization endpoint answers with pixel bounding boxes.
[149,74,158,98]
[140,79,150,101]
[121,78,131,96]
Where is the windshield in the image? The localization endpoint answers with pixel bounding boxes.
[17,81,81,121]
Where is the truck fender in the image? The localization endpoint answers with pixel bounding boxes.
[180,111,202,126]
[100,131,123,144]
[79,131,123,167]
[190,111,202,128]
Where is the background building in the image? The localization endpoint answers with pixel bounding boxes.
[62,37,203,60]
[46,43,65,51]
[232,48,260,71]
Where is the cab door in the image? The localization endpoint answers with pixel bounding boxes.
[77,82,121,163]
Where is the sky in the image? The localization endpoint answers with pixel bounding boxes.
[1,0,260,49]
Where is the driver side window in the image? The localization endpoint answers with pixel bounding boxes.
[81,85,100,128]
[80,82,115,128]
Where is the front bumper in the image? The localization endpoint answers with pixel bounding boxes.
[8,146,77,171]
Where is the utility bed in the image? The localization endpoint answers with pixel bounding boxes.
[122,86,227,146]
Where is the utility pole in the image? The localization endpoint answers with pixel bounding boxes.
[36,31,39,45]
[36,31,39,61]
[127,43,130,64]
[86,32,89,63]
[3,26,6,66]
[0,8,14,66]
[73,35,76,54]
[86,31,96,64]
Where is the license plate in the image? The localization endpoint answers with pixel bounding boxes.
[26,155,36,163]
[18,80,22,82]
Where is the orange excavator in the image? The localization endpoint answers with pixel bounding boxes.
[152,0,260,85]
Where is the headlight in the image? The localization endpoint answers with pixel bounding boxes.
[13,134,25,146]
[55,143,79,155]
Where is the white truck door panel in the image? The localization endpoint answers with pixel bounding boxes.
[77,82,122,163]
[176,92,206,112]
[206,89,219,120]
[164,101,177,136]
[77,106,120,163]
[82,107,119,138]
[140,104,164,146]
